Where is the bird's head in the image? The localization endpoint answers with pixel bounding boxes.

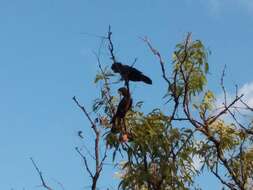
[111,62,122,73]
[118,87,129,97]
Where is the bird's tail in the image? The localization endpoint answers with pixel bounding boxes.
[141,75,152,84]
[110,116,121,133]
[110,115,116,124]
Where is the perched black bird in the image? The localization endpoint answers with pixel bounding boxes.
[111,62,152,86]
[111,87,132,133]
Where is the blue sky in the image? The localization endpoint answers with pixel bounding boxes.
[0,0,253,189]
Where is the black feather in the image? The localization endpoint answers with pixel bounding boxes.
[111,87,132,133]
[111,62,152,85]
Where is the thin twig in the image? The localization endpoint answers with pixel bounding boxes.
[73,96,108,190]
[142,37,171,85]
[75,147,94,178]
[93,51,115,116]
[30,157,53,190]
[220,65,227,106]
[210,169,237,190]
[208,94,244,125]
[107,25,116,63]
[72,96,97,133]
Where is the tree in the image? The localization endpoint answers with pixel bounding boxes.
[34,28,253,190]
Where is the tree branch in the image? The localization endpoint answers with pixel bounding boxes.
[73,96,108,190]
[30,157,53,190]
[75,147,94,178]
[142,37,171,85]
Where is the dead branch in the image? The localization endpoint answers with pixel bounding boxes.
[30,157,53,190]
[208,94,244,125]
[75,147,93,178]
[142,37,170,85]
[73,96,107,190]
[107,25,117,63]
[210,169,237,190]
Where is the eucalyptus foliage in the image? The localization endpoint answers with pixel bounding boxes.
[91,34,253,190]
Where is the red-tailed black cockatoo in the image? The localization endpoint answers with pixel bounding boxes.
[111,87,132,133]
[111,62,152,87]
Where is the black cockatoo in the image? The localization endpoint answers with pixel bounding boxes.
[111,62,152,87]
[111,87,132,133]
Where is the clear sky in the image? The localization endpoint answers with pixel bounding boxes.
[0,0,253,189]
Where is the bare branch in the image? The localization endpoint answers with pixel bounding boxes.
[30,157,53,190]
[208,94,244,125]
[72,96,98,134]
[142,37,171,85]
[228,109,253,136]
[107,25,117,63]
[210,169,237,190]
[75,147,94,178]
[240,99,253,112]
[73,96,108,190]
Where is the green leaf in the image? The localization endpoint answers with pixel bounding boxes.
[94,74,104,83]
[204,62,209,73]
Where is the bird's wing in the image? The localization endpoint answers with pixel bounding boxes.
[123,65,143,75]
[115,98,126,118]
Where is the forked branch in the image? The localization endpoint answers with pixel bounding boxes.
[30,157,53,190]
